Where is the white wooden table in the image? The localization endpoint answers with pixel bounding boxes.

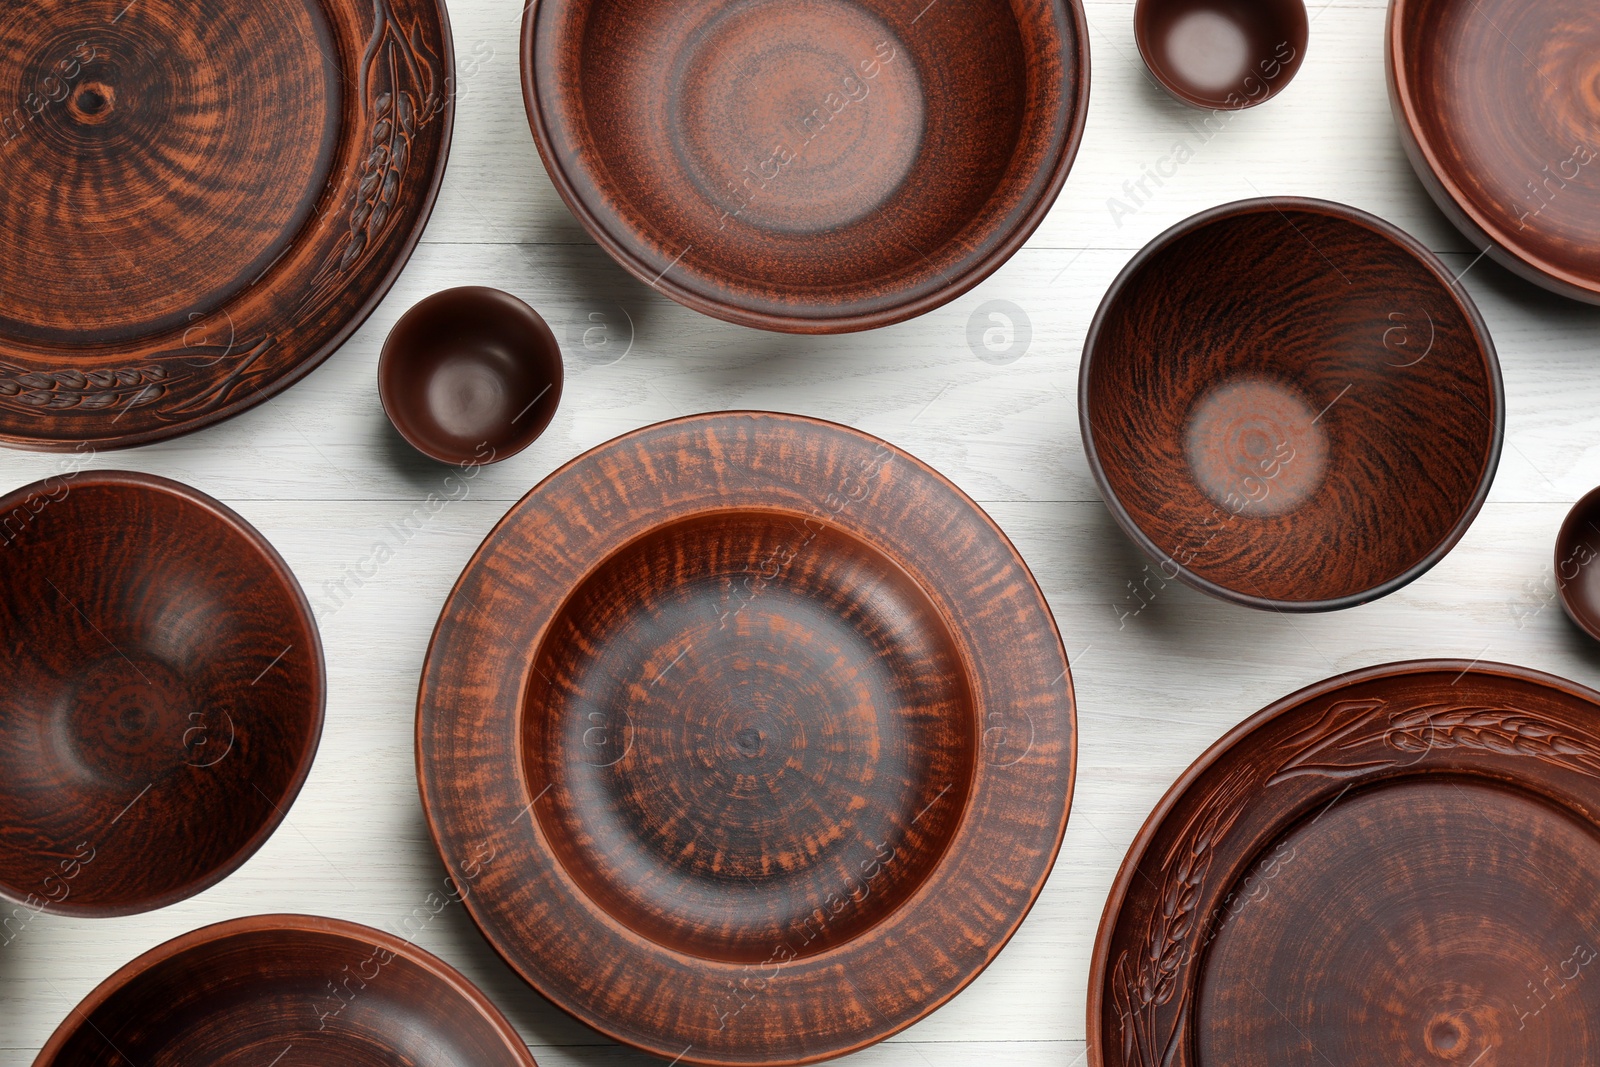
[5,0,1600,1062]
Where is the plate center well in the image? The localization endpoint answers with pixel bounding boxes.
[521,510,976,963]
[1196,778,1600,1065]
[0,0,341,347]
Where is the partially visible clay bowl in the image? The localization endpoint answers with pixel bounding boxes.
[1080,198,1503,612]
[36,914,536,1065]
[522,0,1090,332]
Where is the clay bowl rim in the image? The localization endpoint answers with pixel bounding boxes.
[33,912,537,1064]
[1132,0,1309,110]
[0,469,326,917]
[1386,0,1600,302]
[1078,196,1505,614]
[414,410,1078,1065]
[1083,658,1600,1066]
[518,0,1093,335]
[377,286,566,466]
[1555,485,1600,642]
[0,0,456,456]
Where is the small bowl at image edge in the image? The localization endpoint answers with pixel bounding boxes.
[1556,487,1600,642]
[1080,197,1503,612]
[379,287,564,466]
[0,471,324,915]
[1135,0,1308,109]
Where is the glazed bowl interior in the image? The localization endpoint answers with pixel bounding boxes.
[380,287,564,466]
[526,0,1087,331]
[521,508,976,962]
[1556,487,1600,641]
[1391,0,1600,302]
[38,920,530,1065]
[1135,0,1307,108]
[0,473,322,914]
[1083,200,1501,610]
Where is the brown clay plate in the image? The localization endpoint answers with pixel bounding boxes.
[36,914,537,1064]
[521,0,1090,333]
[1091,660,1600,1067]
[0,0,452,451]
[417,412,1076,1064]
[1389,0,1600,302]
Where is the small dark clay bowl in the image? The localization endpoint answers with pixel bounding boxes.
[1081,198,1503,612]
[522,0,1091,333]
[1556,487,1600,641]
[1135,0,1307,109]
[36,914,537,1065]
[0,471,324,915]
[380,287,564,466]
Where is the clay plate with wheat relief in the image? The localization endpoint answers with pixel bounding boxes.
[0,0,452,449]
[1091,660,1600,1067]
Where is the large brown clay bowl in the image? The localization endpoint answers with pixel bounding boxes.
[36,914,537,1065]
[0,471,323,915]
[1555,486,1600,642]
[0,0,452,450]
[418,412,1076,1064]
[1090,660,1600,1067]
[1135,0,1307,109]
[1389,0,1600,303]
[379,287,564,466]
[521,0,1091,333]
[1080,198,1503,612]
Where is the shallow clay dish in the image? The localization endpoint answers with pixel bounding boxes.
[36,914,536,1065]
[0,471,323,915]
[379,287,564,465]
[0,0,452,451]
[1389,0,1600,303]
[418,412,1076,1064]
[1080,198,1502,612]
[1091,660,1600,1067]
[1135,0,1306,109]
[1555,486,1600,641]
[522,0,1090,333]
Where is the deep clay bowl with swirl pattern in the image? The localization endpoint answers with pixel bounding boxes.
[521,0,1090,333]
[1389,0,1600,303]
[36,914,536,1065]
[1080,198,1503,612]
[0,471,323,915]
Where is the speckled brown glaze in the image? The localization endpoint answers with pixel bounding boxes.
[1135,0,1306,109]
[1555,486,1600,642]
[1080,198,1503,612]
[35,914,537,1065]
[416,412,1076,1064]
[520,0,1090,333]
[0,471,323,916]
[1090,660,1600,1067]
[379,287,564,466]
[0,0,452,451]
[1389,0,1600,303]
